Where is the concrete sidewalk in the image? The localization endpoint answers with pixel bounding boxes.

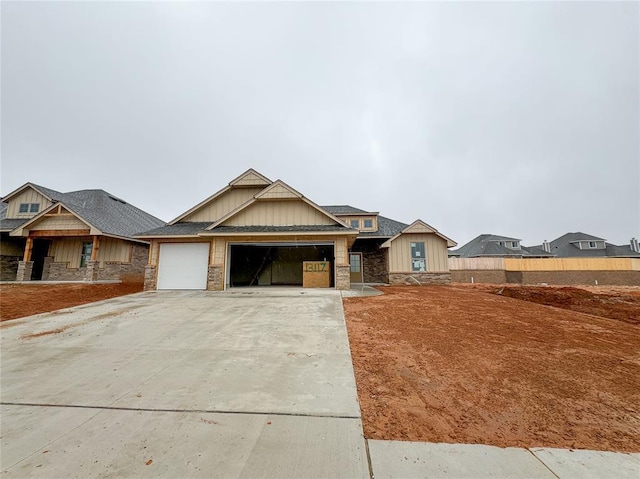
[1,289,369,478]
[368,440,640,479]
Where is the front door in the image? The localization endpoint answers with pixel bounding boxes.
[349,253,363,283]
[30,239,51,280]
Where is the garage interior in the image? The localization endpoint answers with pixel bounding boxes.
[229,243,334,287]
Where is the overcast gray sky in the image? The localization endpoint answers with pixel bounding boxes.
[2,1,638,246]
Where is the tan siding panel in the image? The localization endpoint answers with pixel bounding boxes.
[223,200,336,226]
[259,184,299,199]
[51,238,85,268]
[29,214,89,231]
[6,189,53,219]
[98,238,132,267]
[389,233,449,272]
[403,223,435,234]
[183,187,263,222]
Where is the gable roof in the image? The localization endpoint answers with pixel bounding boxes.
[381,220,457,248]
[208,179,349,230]
[450,234,553,257]
[3,183,164,239]
[322,205,378,215]
[169,169,273,224]
[542,232,640,258]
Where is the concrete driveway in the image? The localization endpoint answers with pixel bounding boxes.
[1,289,369,478]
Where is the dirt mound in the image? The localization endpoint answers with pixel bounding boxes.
[0,283,143,321]
[492,285,640,325]
[344,285,640,452]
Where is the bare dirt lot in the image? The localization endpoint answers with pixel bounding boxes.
[343,285,640,452]
[0,283,143,321]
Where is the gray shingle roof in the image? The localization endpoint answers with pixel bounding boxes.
[321,205,408,238]
[0,218,29,232]
[137,222,212,236]
[211,225,355,234]
[358,215,408,237]
[3,184,164,238]
[451,234,554,257]
[540,232,640,258]
[321,205,370,214]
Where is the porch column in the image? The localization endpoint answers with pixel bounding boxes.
[24,237,33,262]
[85,235,101,281]
[91,235,100,261]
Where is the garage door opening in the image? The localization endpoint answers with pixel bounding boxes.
[229,244,334,287]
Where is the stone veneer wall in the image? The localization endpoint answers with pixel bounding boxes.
[335,265,351,290]
[144,265,157,291]
[16,261,34,281]
[351,239,389,284]
[207,265,224,291]
[389,272,452,285]
[1,256,21,281]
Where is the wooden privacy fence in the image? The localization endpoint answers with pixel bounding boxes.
[449,257,640,271]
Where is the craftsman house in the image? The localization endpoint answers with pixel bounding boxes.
[450,234,554,258]
[0,183,164,282]
[137,169,456,291]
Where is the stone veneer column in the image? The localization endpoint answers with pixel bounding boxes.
[85,261,100,282]
[41,257,53,281]
[16,261,34,281]
[144,265,157,291]
[335,264,351,291]
[207,265,224,291]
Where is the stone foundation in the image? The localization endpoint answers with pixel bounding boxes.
[207,265,224,291]
[389,272,452,285]
[48,263,87,281]
[41,257,53,281]
[335,264,350,290]
[144,265,157,291]
[16,261,34,281]
[1,255,21,281]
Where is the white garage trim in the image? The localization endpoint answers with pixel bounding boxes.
[157,242,210,290]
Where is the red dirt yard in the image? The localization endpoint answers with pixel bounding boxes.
[344,285,640,453]
[0,283,143,321]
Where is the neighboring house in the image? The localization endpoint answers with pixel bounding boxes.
[450,234,553,258]
[538,232,640,258]
[137,169,457,291]
[0,183,164,282]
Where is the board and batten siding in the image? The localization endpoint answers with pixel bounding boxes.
[223,201,337,227]
[50,239,84,268]
[183,187,264,222]
[388,233,449,272]
[29,214,89,231]
[6,189,52,219]
[51,237,133,268]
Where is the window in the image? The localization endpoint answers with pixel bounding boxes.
[350,219,360,229]
[588,241,597,248]
[349,253,361,273]
[80,242,93,267]
[411,242,426,272]
[363,219,373,229]
[18,203,39,213]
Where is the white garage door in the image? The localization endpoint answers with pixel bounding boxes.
[157,243,210,290]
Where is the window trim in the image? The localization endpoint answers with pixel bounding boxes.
[80,242,93,268]
[410,241,426,272]
[350,219,360,229]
